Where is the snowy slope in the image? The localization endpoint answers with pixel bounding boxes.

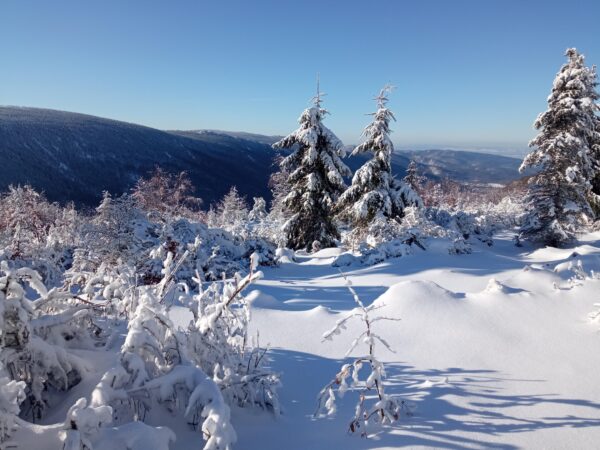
[10,233,600,449]
[239,233,600,449]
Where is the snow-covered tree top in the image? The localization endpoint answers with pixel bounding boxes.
[352,85,397,161]
[273,88,346,159]
[521,48,599,175]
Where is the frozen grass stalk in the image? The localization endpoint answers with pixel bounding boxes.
[315,270,410,437]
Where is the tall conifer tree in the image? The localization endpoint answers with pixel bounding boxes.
[520,49,599,245]
[272,85,351,250]
[336,86,421,230]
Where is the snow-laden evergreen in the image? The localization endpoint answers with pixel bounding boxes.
[403,159,425,194]
[336,86,421,232]
[272,89,351,251]
[248,197,268,223]
[589,73,600,216]
[519,48,599,246]
[208,186,249,237]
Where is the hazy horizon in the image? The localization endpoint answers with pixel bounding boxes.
[2,0,599,153]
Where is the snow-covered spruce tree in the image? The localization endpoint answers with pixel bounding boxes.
[209,186,249,237]
[272,89,351,251]
[248,197,267,223]
[336,86,421,233]
[519,48,599,246]
[589,79,600,217]
[403,160,425,195]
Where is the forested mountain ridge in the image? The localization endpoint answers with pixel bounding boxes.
[0,106,522,206]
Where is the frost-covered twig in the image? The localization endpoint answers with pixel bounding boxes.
[316,271,404,436]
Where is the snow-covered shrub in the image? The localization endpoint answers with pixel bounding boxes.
[188,255,280,414]
[95,279,238,450]
[275,247,295,264]
[72,193,276,287]
[0,262,91,420]
[143,220,276,282]
[316,273,410,436]
[132,167,203,222]
[91,253,278,450]
[60,397,113,450]
[426,208,492,247]
[0,362,26,445]
[336,205,474,266]
[76,193,144,270]
[0,186,81,284]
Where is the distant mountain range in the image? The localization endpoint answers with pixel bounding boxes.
[0,106,524,207]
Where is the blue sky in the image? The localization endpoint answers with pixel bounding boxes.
[1,0,599,154]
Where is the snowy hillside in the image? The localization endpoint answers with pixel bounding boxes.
[7,232,600,449]
[240,234,600,449]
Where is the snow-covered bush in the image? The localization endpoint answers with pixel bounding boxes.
[71,192,276,286]
[132,167,203,222]
[316,273,409,436]
[188,255,280,414]
[60,397,113,450]
[0,262,92,420]
[335,205,478,267]
[0,186,81,284]
[0,362,26,445]
[89,253,279,450]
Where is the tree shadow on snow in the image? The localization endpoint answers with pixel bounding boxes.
[235,349,600,450]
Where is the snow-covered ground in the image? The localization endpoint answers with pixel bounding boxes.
[12,233,600,449]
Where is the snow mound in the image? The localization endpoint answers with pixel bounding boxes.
[483,278,508,293]
[372,279,463,314]
[506,264,560,291]
[275,248,296,264]
[302,247,345,265]
[527,244,598,262]
[331,252,357,267]
[246,290,280,309]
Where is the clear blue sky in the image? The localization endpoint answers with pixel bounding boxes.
[1,0,599,154]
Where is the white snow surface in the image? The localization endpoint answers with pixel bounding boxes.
[10,232,600,449]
